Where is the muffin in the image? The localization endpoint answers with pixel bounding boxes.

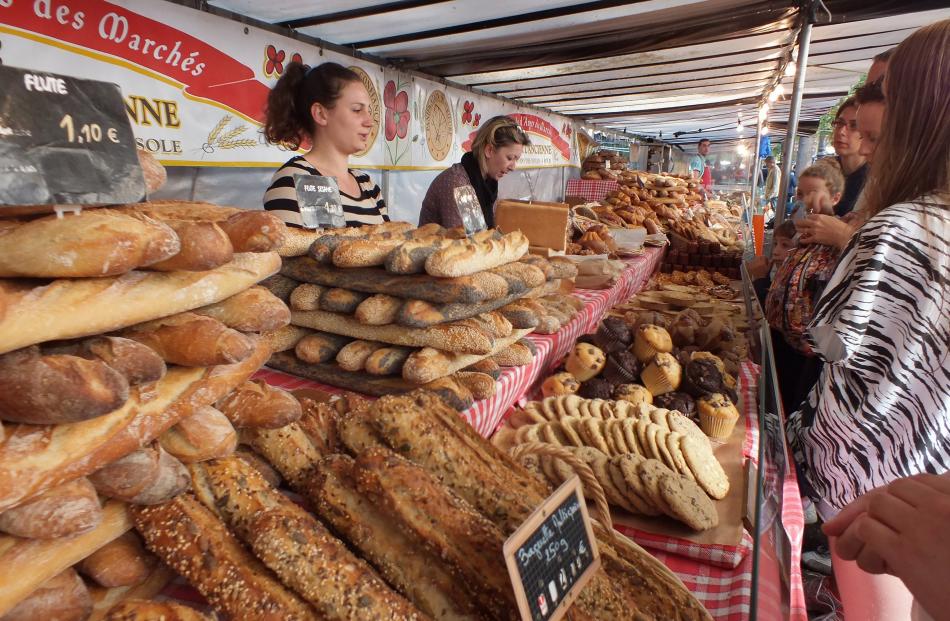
[565,343,607,382]
[579,377,614,400]
[690,351,726,375]
[681,358,724,398]
[593,316,633,353]
[697,393,740,439]
[541,372,581,398]
[633,324,674,362]
[601,350,641,385]
[640,352,682,396]
[669,309,702,347]
[653,391,696,418]
[613,383,653,406]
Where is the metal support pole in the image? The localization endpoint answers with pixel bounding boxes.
[774,10,814,229]
[749,116,764,218]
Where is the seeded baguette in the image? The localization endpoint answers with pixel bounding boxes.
[425,231,528,278]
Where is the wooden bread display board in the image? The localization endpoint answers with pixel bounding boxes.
[610,408,747,548]
[495,200,570,252]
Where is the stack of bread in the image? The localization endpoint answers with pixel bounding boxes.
[0,198,305,620]
[581,150,628,180]
[263,223,579,409]
[121,388,710,620]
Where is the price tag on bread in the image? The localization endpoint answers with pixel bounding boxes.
[0,65,143,209]
[453,185,487,236]
[503,476,600,621]
[294,174,345,229]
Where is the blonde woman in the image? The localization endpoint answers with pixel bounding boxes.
[419,116,530,228]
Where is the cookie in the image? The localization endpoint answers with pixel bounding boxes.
[649,408,671,432]
[667,410,709,447]
[539,455,561,484]
[611,399,636,420]
[588,399,607,420]
[607,457,654,515]
[658,472,719,531]
[637,459,673,515]
[615,454,662,516]
[589,452,632,510]
[646,423,662,461]
[610,419,631,454]
[559,417,586,447]
[603,419,623,456]
[635,418,652,458]
[665,431,695,481]
[653,427,677,472]
[622,418,643,455]
[680,435,730,500]
[580,417,611,455]
[539,397,560,421]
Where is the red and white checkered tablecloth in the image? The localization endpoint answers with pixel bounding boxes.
[565,178,619,202]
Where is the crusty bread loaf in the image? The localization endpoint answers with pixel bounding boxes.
[492,339,536,367]
[138,150,167,194]
[215,380,302,429]
[0,501,131,617]
[0,567,92,621]
[87,565,176,621]
[353,294,402,325]
[45,337,166,386]
[145,219,233,272]
[288,284,324,312]
[160,406,236,463]
[318,288,369,314]
[102,599,213,621]
[108,201,242,222]
[335,340,384,372]
[0,210,180,278]
[455,372,496,400]
[192,286,290,333]
[0,346,129,424]
[79,532,155,588]
[0,477,101,539]
[277,227,320,258]
[0,339,269,513]
[0,252,281,356]
[425,231,528,278]
[291,309,494,355]
[121,313,254,367]
[90,444,189,506]
[385,237,450,274]
[294,331,351,364]
[262,325,311,353]
[130,494,318,620]
[218,211,287,253]
[400,328,532,384]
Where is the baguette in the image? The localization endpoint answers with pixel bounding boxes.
[218,210,287,253]
[239,423,321,488]
[130,494,318,621]
[123,200,240,222]
[401,328,531,384]
[87,447,160,502]
[281,257,508,304]
[102,599,212,621]
[318,288,370,314]
[159,406,237,463]
[294,397,342,455]
[288,284,325,311]
[257,273,299,303]
[121,313,254,367]
[234,447,282,488]
[277,226,320,258]
[0,338,269,512]
[0,252,281,355]
[492,339,535,366]
[145,219,233,272]
[335,340,385,372]
[138,149,167,194]
[332,238,405,268]
[487,261,547,293]
[192,457,424,620]
[0,346,129,424]
[395,287,530,329]
[548,257,579,279]
[294,331,352,364]
[462,358,501,380]
[78,532,155,588]
[385,237,451,274]
[262,325,311,353]
[0,210,180,278]
[0,568,92,621]
[0,477,101,539]
[215,380,302,429]
[336,408,388,455]
[353,294,402,325]
[45,336,166,386]
[87,565,176,621]
[425,231,528,278]
[192,286,290,332]
[497,302,541,330]
[364,346,412,375]
[291,309,493,354]
[455,372,496,400]
[93,445,190,506]
[0,501,131,617]
[518,254,554,279]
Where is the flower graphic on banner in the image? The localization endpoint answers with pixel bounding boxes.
[264,45,286,77]
[461,100,474,125]
[473,113,481,127]
[384,80,410,141]
[562,122,573,137]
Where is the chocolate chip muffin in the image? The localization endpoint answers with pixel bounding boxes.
[681,358,724,397]
[601,350,641,385]
[653,391,696,419]
[593,316,633,353]
[579,377,615,400]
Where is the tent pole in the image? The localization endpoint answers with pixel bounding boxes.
[750,113,764,220]
[774,6,815,229]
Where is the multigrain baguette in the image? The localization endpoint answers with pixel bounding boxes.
[288,284,325,311]
[332,238,405,268]
[425,231,528,278]
[130,495,318,621]
[258,273,299,303]
[486,261,547,293]
[385,237,451,274]
[294,331,352,364]
[262,325,312,353]
[354,294,402,325]
[0,252,281,356]
[239,423,322,488]
[401,328,531,384]
[191,286,290,332]
[319,288,370,314]
[335,340,385,372]
[395,287,534,329]
[365,346,412,376]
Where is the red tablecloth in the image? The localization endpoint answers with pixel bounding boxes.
[565,178,619,202]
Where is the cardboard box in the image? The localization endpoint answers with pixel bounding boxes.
[495,199,570,252]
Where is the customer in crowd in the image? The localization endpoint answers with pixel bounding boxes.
[689,138,712,194]
[763,156,782,216]
[829,96,868,217]
[854,79,886,165]
[419,115,529,229]
[748,219,796,308]
[866,47,893,85]
[262,62,389,227]
[787,19,950,621]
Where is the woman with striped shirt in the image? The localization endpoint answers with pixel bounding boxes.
[787,20,949,620]
[262,62,388,228]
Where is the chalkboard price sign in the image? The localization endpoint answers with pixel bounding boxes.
[503,476,600,621]
[295,174,346,229]
[0,64,144,207]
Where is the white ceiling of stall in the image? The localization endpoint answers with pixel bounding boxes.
[205,1,950,148]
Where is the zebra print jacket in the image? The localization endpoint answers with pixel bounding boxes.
[787,196,949,518]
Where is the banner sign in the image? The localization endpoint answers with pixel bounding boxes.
[0,0,581,169]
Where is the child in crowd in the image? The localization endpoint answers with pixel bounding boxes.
[749,219,797,308]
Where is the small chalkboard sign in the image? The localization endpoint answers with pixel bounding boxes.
[453,185,487,236]
[0,64,144,207]
[294,174,345,229]
[503,476,600,621]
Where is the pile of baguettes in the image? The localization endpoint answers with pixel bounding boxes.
[261,223,581,410]
[117,388,710,621]
[0,201,308,620]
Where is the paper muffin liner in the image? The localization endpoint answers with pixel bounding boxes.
[699,408,739,440]
[641,364,674,396]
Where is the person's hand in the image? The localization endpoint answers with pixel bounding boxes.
[797,214,855,249]
[824,474,950,619]
[746,255,771,279]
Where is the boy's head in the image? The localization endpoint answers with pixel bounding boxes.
[772,219,797,264]
[796,158,845,213]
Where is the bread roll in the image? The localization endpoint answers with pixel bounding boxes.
[294,331,351,364]
[45,337,166,386]
[79,532,155,588]
[288,284,324,312]
[0,252,281,356]
[192,286,290,333]
[0,210,180,278]
[215,380,302,429]
[102,600,213,621]
[261,325,311,353]
[353,294,402,325]
[121,313,253,367]
[0,568,92,621]
[137,149,167,194]
[146,219,233,272]
[0,477,101,539]
[0,346,129,425]
[218,210,287,253]
[160,406,236,463]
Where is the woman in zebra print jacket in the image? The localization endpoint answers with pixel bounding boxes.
[786,19,949,620]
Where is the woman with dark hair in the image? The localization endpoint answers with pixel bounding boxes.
[262,62,388,228]
[830,96,868,217]
[787,20,950,620]
[418,115,530,229]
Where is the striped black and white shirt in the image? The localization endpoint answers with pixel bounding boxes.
[263,155,389,228]
[787,197,950,518]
